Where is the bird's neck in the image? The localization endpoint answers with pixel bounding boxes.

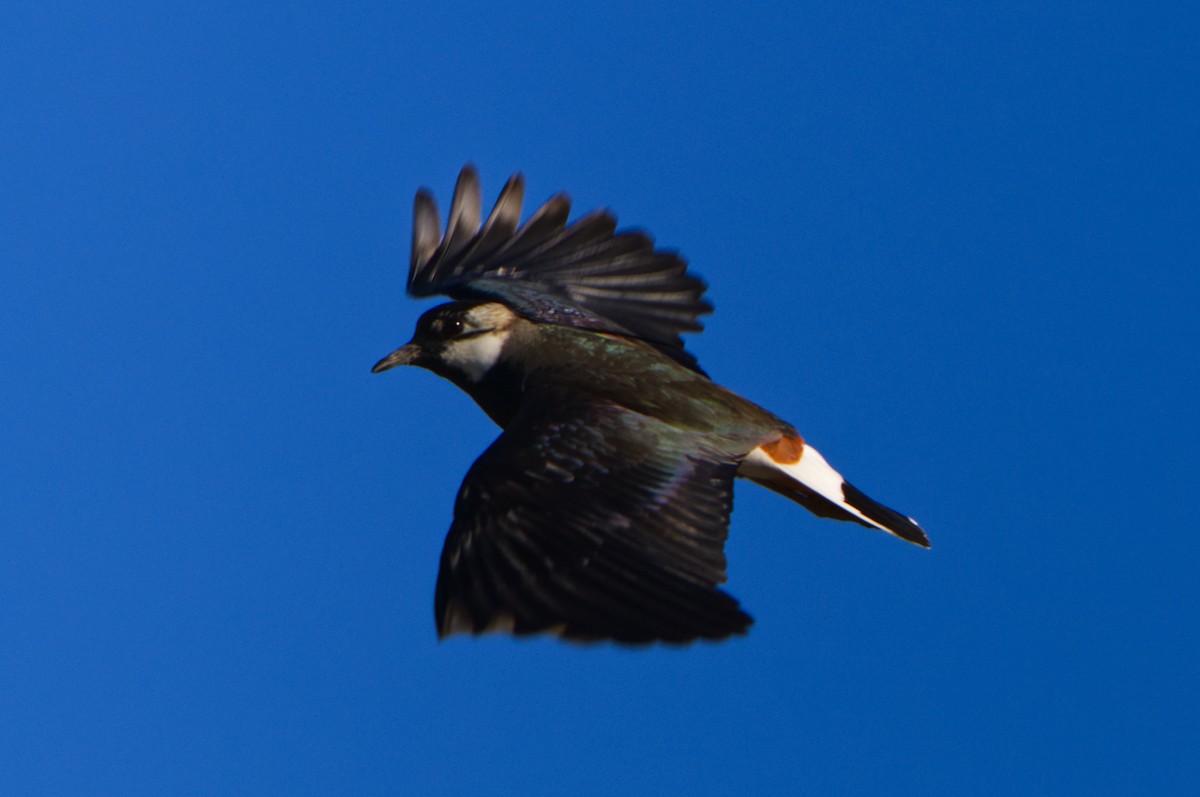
[450,360,527,428]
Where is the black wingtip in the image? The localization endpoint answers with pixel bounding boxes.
[411,189,441,280]
[436,597,754,646]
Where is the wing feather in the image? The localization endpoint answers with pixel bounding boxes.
[406,165,711,372]
[433,390,752,644]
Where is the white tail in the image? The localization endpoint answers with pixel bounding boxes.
[739,437,929,547]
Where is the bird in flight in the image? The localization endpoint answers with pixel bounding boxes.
[373,165,929,644]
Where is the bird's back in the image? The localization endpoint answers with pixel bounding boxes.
[501,322,790,445]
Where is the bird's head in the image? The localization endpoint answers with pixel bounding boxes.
[372,301,521,385]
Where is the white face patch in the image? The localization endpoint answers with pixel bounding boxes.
[441,327,511,383]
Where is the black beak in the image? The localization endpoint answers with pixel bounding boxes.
[371,342,422,373]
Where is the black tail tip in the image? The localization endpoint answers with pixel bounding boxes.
[842,483,931,548]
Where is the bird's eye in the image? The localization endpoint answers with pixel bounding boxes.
[445,319,465,336]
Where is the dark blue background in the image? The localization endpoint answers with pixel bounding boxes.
[4,1,1196,794]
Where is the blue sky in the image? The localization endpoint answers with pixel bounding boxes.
[3,1,1197,794]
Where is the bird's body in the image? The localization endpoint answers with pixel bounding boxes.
[420,301,782,435]
[374,166,929,644]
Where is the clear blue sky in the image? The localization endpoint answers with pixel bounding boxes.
[3,1,1197,794]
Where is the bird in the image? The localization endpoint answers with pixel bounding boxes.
[372,165,929,644]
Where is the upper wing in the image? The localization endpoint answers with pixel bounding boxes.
[434,389,752,644]
[407,165,711,372]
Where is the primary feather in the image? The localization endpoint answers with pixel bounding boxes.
[406,165,711,371]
